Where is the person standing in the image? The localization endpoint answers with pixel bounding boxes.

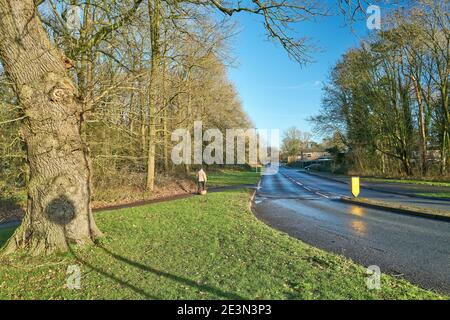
[196,167,207,193]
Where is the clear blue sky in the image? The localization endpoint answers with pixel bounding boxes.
[226,10,370,141]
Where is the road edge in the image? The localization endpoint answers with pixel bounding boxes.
[340,197,450,222]
[301,169,450,202]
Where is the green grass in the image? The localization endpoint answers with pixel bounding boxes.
[415,193,450,198]
[0,227,15,246]
[0,189,445,299]
[206,168,261,187]
[363,178,450,187]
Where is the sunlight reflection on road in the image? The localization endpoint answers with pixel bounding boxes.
[350,205,365,217]
[349,205,368,236]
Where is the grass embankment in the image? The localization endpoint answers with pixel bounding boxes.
[206,168,261,187]
[361,178,450,199]
[0,168,258,224]
[415,193,450,198]
[0,189,445,299]
[341,197,450,221]
[363,178,450,188]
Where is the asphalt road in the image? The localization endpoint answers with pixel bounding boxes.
[253,167,450,294]
[304,170,450,201]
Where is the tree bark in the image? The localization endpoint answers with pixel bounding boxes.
[0,0,101,255]
[146,0,162,191]
[410,75,428,176]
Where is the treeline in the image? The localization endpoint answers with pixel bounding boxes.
[312,1,449,177]
[0,0,251,200]
[0,1,403,254]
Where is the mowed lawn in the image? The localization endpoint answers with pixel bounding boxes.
[206,168,261,187]
[0,189,446,299]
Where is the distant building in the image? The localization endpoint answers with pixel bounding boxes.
[299,150,331,161]
[287,149,331,163]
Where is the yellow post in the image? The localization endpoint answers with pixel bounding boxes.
[351,176,360,198]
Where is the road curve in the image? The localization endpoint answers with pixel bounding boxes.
[253,167,450,294]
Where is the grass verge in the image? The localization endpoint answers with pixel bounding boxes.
[362,178,450,187]
[206,168,260,187]
[303,170,450,191]
[341,197,450,221]
[415,193,450,199]
[0,190,445,299]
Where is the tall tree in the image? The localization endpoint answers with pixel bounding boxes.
[0,0,373,254]
[0,0,102,254]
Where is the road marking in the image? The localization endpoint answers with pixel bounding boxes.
[283,174,304,186]
[315,192,330,199]
[283,172,331,199]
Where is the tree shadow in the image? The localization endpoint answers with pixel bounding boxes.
[67,242,159,299]
[45,199,156,299]
[45,195,76,226]
[96,245,246,300]
[19,195,246,299]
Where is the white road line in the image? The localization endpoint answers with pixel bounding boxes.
[285,175,303,186]
[315,192,330,199]
[282,170,340,200]
[284,173,328,197]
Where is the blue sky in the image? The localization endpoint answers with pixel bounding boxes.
[226,9,370,141]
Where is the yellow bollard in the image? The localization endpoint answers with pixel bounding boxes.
[351,176,360,198]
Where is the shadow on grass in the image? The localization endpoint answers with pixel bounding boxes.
[68,245,159,299]
[67,241,245,299]
[1,229,246,299]
[97,245,245,299]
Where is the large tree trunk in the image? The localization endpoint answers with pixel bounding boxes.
[0,0,101,255]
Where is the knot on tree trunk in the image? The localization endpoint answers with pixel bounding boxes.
[49,87,69,103]
[45,73,78,104]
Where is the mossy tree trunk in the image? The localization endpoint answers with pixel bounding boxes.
[0,0,101,255]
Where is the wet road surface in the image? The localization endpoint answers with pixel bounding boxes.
[253,167,450,294]
[303,170,450,200]
[285,169,450,212]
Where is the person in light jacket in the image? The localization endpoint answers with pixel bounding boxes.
[196,167,207,193]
